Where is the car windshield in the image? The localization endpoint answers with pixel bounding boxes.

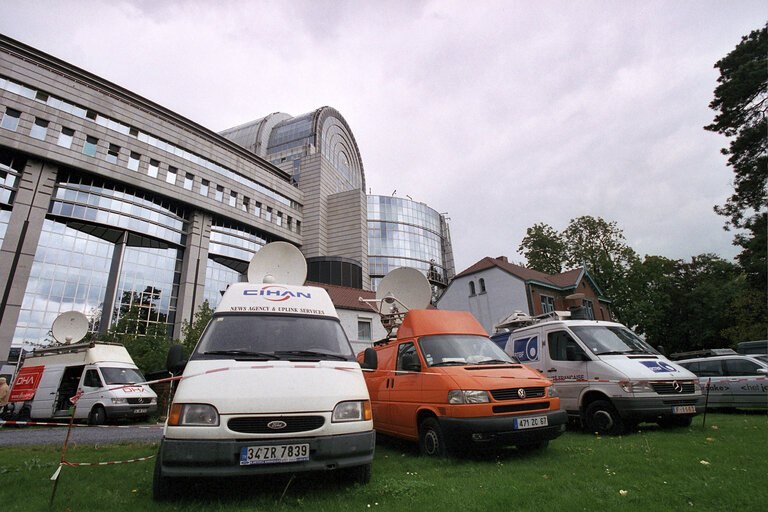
[100,367,146,385]
[418,335,517,367]
[570,325,659,356]
[192,314,355,361]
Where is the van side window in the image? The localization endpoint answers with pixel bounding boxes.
[548,331,587,361]
[83,369,103,388]
[396,343,419,372]
[724,359,761,376]
[696,359,723,377]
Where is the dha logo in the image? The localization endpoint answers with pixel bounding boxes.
[243,286,312,302]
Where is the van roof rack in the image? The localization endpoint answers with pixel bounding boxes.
[493,310,570,333]
[668,348,737,360]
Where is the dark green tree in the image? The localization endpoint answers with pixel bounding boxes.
[518,223,566,274]
[180,300,214,356]
[705,24,767,290]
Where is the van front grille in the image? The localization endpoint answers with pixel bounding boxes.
[127,397,151,405]
[651,381,696,395]
[490,387,546,401]
[492,401,550,414]
[228,416,325,434]
[662,399,699,406]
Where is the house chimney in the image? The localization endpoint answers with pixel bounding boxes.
[496,256,508,263]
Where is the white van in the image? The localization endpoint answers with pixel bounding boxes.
[8,341,157,424]
[153,243,378,500]
[492,313,704,434]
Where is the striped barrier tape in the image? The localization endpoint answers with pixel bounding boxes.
[0,420,162,428]
[50,455,155,480]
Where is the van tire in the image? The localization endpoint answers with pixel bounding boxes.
[88,405,107,425]
[152,456,174,500]
[584,400,625,435]
[419,418,447,457]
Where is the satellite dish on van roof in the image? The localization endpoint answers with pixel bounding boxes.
[247,241,307,285]
[51,311,89,344]
[376,267,432,315]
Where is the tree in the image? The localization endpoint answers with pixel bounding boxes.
[705,25,767,291]
[180,300,214,356]
[518,223,566,274]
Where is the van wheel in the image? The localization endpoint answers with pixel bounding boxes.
[152,456,174,501]
[584,400,625,435]
[419,418,447,457]
[88,405,107,425]
[658,416,692,428]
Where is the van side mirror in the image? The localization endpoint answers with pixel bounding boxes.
[361,348,378,370]
[166,344,187,375]
[757,368,768,375]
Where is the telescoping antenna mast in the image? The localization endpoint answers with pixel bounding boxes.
[359,267,432,337]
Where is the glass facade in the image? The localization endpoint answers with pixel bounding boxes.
[368,195,450,291]
[0,147,24,206]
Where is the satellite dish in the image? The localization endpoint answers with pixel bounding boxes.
[247,241,307,285]
[376,267,432,314]
[51,311,89,344]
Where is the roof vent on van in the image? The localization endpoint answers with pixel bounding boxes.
[493,310,571,333]
[247,241,307,285]
[360,267,432,337]
[51,311,89,345]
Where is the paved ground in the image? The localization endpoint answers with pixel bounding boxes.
[0,423,164,446]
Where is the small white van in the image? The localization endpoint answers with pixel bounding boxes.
[492,313,704,434]
[153,243,378,500]
[9,341,157,424]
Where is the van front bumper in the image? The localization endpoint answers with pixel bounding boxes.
[107,404,158,419]
[157,430,375,477]
[612,395,705,421]
[439,409,568,448]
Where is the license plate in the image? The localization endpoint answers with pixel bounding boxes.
[240,444,309,465]
[514,415,548,429]
[673,405,696,414]
[134,408,147,414]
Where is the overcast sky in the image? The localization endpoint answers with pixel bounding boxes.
[2,1,765,273]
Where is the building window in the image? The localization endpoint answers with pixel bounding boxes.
[276,212,283,227]
[583,299,594,320]
[148,159,160,178]
[253,201,261,217]
[214,185,223,201]
[0,108,21,131]
[242,196,249,212]
[166,166,177,185]
[199,179,209,197]
[183,173,194,191]
[286,216,293,231]
[541,295,555,313]
[106,143,120,164]
[296,220,301,234]
[479,278,486,293]
[469,281,476,296]
[265,207,272,223]
[30,118,49,140]
[57,127,75,148]
[82,135,98,157]
[229,191,237,207]
[127,151,141,171]
[358,319,372,341]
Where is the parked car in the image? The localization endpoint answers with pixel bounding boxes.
[676,355,768,410]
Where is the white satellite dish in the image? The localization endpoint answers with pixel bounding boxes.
[51,311,89,344]
[247,241,307,285]
[376,267,432,315]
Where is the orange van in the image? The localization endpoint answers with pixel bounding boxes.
[358,309,567,456]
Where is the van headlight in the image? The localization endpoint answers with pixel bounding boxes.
[448,390,490,404]
[619,381,654,394]
[111,397,127,404]
[546,385,558,398]
[169,403,219,426]
[332,400,372,422]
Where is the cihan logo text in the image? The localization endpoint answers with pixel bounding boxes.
[244,286,312,302]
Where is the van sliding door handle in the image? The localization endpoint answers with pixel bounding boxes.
[547,369,557,373]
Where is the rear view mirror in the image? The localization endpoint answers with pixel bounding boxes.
[360,348,378,370]
[166,344,187,375]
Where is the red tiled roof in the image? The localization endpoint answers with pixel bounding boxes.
[455,257,584,290]
[306,281,377,312]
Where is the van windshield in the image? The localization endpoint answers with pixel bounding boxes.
[570,326,659,356]
[101,367,146,385]
[419,335,517,367]
[192,314,355,361]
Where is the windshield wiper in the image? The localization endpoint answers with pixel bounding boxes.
[203,350,279,360]
[595,350,632,356]
[431,361,467,367]
[473,359,514,365]
[274,350,349,361]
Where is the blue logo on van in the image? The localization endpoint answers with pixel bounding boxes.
[513,336,538,362]
[640,361,677,373]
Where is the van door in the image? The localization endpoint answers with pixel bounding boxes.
[368,344,397,433]
[53,365,85,417]
[723,358,767,408]
[695,359,730,408]
[77,367,105,417]
[388,342,423,439]
[544,330,590,413]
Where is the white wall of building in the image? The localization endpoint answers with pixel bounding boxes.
[436,266,529,334]
[337,308,387,355]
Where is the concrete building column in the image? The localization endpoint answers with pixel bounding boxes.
[173,210,212,340]
[0,158,57,360]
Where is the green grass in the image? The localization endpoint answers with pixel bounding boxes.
[1,412,766,511]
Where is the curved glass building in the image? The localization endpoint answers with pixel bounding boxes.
[368,195,455,295]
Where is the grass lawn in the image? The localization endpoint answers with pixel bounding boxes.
[1,412,765,511]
